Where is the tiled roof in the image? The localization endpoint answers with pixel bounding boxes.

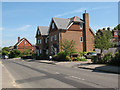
[52,16,84,30]
[38,26,49,35]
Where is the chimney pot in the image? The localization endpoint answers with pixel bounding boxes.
[18,37,20,43]
[85,10,86,13]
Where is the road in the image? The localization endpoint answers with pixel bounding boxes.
[2,59,119,89]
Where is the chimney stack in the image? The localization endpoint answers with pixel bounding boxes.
[83,10,89,52]
[18,37,20,43]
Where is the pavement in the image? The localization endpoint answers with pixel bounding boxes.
[0,60,19,88]
[2,59,119,88]
[21,59,120,74]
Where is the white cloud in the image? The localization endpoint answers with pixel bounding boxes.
[0,27,4,31]
[17,25,31,31]
[54,8,87,17]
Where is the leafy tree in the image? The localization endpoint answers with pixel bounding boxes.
[95,30,114,53]
[2,47,9,56]
[61,39,76,56]
[9,49,21,58]
[114,24,120,30]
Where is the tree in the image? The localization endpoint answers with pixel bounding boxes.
[9,49,21,58]
[95,30,114,54]
[2,47,9,56]
[61,39,76,55]
[114,24,120,30]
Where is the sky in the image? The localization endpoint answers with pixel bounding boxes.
[1,2,118,47]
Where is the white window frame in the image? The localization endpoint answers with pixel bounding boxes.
[24,41,26,44]
[46,49,48,55]
[51,36,53,41]
[52,23,54,29]
[40,49,42,54]
[115,32,117,35]
[37,50,39,56]
[54,35,57,40]
[54,48,57,55]
[80,23,83,29]
[40,39,42,44]
[80,37,83,42]
[45,38,47,43]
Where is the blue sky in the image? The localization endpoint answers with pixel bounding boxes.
[2,2,118,47]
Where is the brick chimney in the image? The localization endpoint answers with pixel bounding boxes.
[83,10,89,52]
[18,37,20,43]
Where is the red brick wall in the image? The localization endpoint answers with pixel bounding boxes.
[17,39,32,52]
[59,23,83,52]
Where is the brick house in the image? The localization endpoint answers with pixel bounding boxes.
[112,29,120,46]
[14,37,33,52]
[48,11,95,55]
[35,26,49,58]
[36,10,95,56]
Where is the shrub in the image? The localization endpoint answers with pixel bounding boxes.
[109,51,120,66]
[91,56,101,64]
[77,57,87,61]
[102,53,113,64]
[9,49,21,58]
[66,56,71,61]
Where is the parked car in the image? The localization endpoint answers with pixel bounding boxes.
[84,52,97,59]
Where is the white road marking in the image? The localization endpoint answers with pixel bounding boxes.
[70,76,85,80]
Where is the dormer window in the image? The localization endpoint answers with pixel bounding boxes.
[80,23,83,29]
[52,23,55,29]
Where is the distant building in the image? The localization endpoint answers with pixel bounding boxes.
[36,10,95,57]
[35,26,49,58]
[14,37,33,52]
[112,29,120,46]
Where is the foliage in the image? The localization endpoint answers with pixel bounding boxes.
[66,56,71,61]
[91,51,120,66]
[95,30,114,53]
[91,55,101,64]
[114,24,120,30]
[79,52,87,57]
[110,51,120,66]
[9,49,21,58]
[21,49,33,57]
[102,53,113,64]
[61,39,76,56]
[2,47,9,52]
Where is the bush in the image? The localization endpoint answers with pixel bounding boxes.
[52,51,67,61]
[109,51,120,66]
[102,53,113,64]
[91,56,101,64]
[9,49,21,58]
[77,57,87,61]
[66,56,71,61]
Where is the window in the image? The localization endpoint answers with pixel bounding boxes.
[46,49,48,55]
[40,39,42,44]
[54,35,57,40]
[37,50,39,56]
[45,38,47,43]
[51,45,53,54]
[51,36,53,41]
[80,37,83,42]
[24,41,26,44]
[52,23,54,29]
[38,31,40,35]
[54,48,57,55]
[40,49,42,54]
[80,23,83,29]
[115,32,117,35]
